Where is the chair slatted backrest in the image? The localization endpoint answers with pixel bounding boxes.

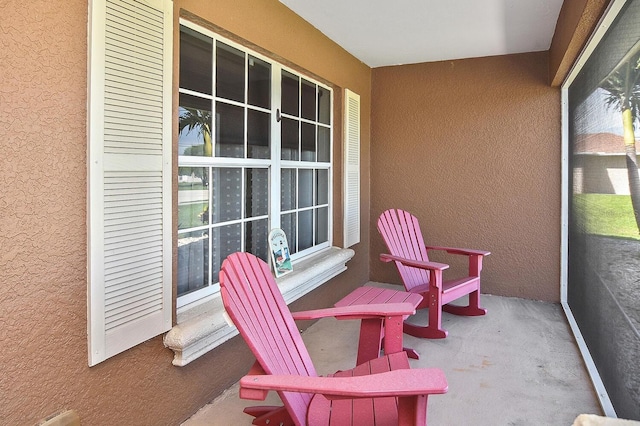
[220,252,316,426]
[378,209,431,291]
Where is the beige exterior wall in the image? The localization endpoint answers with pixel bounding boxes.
[0,0,370,424]
[369,52,563,302]
[0,0,604,423]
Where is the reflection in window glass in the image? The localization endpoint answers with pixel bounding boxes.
[179,26,212,95]
[178,167,209,230]
[247,109,270,159]
[216,41,245,103]
[318,86,331,125]
[301,79,316,120]
[179,94,212,157]
[216,102,244,158]
[178,24,333,303]
[248,56,271,109]
[281,70,299,116]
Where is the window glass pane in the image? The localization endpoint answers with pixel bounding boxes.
[179,94,212,157]
[316,169,328,205]
[318,86,331,125]
[301,122,315,162]
[180,26,212,95]
[281,168,296,211]
[301,79,316,120]
[216,41,245,103]
[316,207,328,244]
[248,56,271,109]
[281,70,299,116]
[247,109,270,159]
[298,169,313,208]
[317,126,330,162]
[177,230,209,296]
[178,167,209,229]
[211,168,242,223]
[245,218,269,261]
[246,168,269,217]
[211,224,242,284]
[216,102,244,158]
[298,210,313,251]
[281,117,299,160]
[281,212,297,254]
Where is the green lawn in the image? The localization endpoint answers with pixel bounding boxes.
[573,193,640,240]
[178,202,208,229]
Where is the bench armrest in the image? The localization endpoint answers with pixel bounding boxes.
[380,253,449,271]
[292,303,416,321]
[425,245,490,257]
[240,368,448,401]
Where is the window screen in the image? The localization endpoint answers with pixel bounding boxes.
[567,0,640,419]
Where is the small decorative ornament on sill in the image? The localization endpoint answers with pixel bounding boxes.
[268,228,293,277]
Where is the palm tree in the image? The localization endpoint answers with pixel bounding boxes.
[600,50,640,231]
[179,107,212,157]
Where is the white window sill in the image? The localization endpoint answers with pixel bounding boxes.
[163,247,355,366]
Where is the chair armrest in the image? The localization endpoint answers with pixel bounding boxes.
[239,368,448,401]
[380,253,449,271]
[425,245,491,257]
[292,303,416,321]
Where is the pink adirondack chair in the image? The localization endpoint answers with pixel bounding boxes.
[220,252,448,426]
[377,209,490,339]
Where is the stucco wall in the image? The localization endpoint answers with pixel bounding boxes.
[0,0,371,424]
[369,52,563,302]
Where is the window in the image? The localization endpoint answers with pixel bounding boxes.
[177,22,333,307]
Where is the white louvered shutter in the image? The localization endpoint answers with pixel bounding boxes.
[87,0,173,366]
[343,89,360,248]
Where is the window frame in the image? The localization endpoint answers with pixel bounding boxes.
[177,19,334,309]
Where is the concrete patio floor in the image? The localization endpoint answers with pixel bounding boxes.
[183,283,605,425]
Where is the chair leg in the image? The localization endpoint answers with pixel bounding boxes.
[355,318,384,365]
[403,321,448,339]
[442,290,487,317]
[403,291,448,339]
[398,395,428,426]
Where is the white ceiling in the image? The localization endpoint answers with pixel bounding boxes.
[279,0,565,68]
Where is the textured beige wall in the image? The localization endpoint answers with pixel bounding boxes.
[0,0,370,424]
[370,53,563,302]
